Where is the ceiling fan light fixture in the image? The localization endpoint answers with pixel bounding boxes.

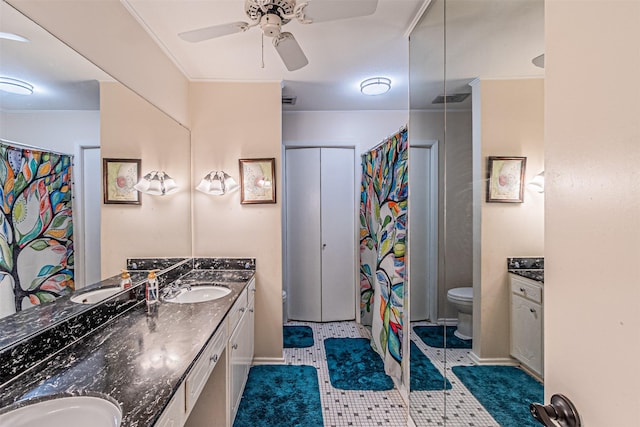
[360,77,391,96]
[0,77,34,95]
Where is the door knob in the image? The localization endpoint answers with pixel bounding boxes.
[530,394,581,427]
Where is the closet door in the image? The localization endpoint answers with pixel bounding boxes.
[286,148,322,322]
[320,148,355,321]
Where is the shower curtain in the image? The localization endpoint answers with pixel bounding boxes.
[359,127,408,382]
[0,142,74,317]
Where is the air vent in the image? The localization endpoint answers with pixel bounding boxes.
[282,96,297,105]
[432,93,470,104]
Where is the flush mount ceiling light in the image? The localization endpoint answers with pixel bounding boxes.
[360,77,391,96]
[0,32,29,43]
[0,77,34,95]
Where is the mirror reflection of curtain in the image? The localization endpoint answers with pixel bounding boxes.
[0,142,74,319]
[359,128,408,382]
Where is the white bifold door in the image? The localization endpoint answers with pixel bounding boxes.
[285,147,355,322]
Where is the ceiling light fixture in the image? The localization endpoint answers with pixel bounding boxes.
[0,32,29,43]
[0,77,34,95]
[360,77,391,96]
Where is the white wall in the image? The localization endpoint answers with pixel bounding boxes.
[283,110,407,152]
[545,2,640,424]
[0,110,99,153]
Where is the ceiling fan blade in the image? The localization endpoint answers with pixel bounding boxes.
[300,0,378,23]
[178,22,248,43]
[273,32,309,71]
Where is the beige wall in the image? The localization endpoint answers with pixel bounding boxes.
[8,0,190,126]
[471,78,544,361]
[409,110,473,320]
[545,2,640,424]
[190,82,283,361]
[100,82,191,277]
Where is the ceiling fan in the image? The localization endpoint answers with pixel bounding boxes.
[178,0,379,71]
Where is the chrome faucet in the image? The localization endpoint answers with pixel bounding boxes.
[162,279,193,300]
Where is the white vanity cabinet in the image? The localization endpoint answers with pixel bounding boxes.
[155,278,256,427]
[155,383,186,427]
[510,274,543,377]
[229,278,256,425]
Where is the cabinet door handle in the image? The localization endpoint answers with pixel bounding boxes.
[249,308,254,313]
[239,307,245,312]
[210,354,218,363]
[232,343,238,350]
[322,243,327,250]
[530,308,537,313]
[520,287,526,292]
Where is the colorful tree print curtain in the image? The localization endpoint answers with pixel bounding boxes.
[359,128,408,383]
[0,142,74,318]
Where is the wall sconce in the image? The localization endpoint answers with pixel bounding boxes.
[528,171,545,193]
[196,171,239,195]
[134,171,179,196]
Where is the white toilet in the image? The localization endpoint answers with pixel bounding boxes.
[447,287,473,340]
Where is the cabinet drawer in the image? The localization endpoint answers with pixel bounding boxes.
[510,275,542,304]
[185,327,227,415]
[155,383,185,427]
[228,288,248,334]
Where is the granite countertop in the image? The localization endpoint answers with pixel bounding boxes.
[507,257,544,284]
[0,268,254,426]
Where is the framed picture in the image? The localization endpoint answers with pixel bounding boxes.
[103,158,141,205]
[486,156,526,203]
[239,158,276,204]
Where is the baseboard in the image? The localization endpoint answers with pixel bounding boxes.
[251,356,286,365]
[436,318,457,326]
[467,351,518,366]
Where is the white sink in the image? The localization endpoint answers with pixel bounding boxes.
[165,285,231,304]
[0,395,122,427]
[71,287,122,304]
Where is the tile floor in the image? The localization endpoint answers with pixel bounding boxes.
[280,320,500,427]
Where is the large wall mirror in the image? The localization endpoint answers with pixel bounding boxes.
[409,0,544,425]
[0,0,191,349]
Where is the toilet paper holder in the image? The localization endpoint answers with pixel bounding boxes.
[530,394,581,427]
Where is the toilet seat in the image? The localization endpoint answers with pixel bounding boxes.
[447,287,473,303]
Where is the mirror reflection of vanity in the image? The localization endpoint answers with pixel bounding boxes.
[408,0,544,424]
[0,0,191,352]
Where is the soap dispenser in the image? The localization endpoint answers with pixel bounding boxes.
[146,269,160,304]
[120,269,132,290]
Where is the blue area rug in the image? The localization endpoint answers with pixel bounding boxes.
[324,337,394,390]
[414,325,472,349]
[452,365,543,427]
[233,365,323,427]
[283,325,314,348]
[410,341,452,391]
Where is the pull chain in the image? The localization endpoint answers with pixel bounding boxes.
[261,33,265,69]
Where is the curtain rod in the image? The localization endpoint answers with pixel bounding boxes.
[0,138,74,158]
[361,125,408,157]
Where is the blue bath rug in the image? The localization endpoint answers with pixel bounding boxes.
[452,365,543,427]
[323,337,394,390]
[233,365,323,427]
[283,325,314,348]
[414,325,472,349]
[410,341,452,391]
